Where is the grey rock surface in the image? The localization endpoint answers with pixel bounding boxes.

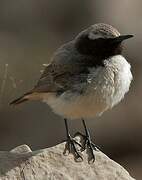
[0,143,135,180]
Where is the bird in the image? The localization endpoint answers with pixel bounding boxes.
[10,23,133,163]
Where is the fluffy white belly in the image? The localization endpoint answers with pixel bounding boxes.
[43,55,132,119]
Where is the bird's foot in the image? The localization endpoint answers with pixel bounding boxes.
[75,132,100,163]
[63,134,83,162]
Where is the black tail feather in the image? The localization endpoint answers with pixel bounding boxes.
[10,97,28,106]
[9,92,31,106]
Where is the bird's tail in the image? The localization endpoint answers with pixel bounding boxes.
[9,92,32,106]
[9,91,43,106]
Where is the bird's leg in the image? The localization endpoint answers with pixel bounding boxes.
[76,119,99,163]
[63,118,83,162]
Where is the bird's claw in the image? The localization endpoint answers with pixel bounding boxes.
[74,131,100,163]
[63,135,83,162]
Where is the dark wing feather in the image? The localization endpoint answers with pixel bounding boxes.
[33,63,88,93]
[32,41,89,93]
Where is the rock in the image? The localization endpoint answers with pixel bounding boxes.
[10,144,32,154]
[0,142,135,180]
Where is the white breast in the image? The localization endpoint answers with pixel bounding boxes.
[43,55,133,120]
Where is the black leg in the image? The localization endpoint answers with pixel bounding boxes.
[63,119,83,162]
[76,119,99,163]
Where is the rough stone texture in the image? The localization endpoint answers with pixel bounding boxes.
[0,143,135,180]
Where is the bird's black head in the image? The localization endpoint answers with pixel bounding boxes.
[75,23,133,60]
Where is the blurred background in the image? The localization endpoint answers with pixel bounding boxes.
[0,0,141,179]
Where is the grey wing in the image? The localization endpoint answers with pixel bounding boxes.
[33,63,64,92]
[33,63,88,93]
[33,43,89,93]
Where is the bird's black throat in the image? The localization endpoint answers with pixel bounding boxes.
[75,35,123,67]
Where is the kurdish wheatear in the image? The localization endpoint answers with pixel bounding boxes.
[10,23,133,163]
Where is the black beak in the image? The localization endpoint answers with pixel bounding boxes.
[110,35,134,44]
